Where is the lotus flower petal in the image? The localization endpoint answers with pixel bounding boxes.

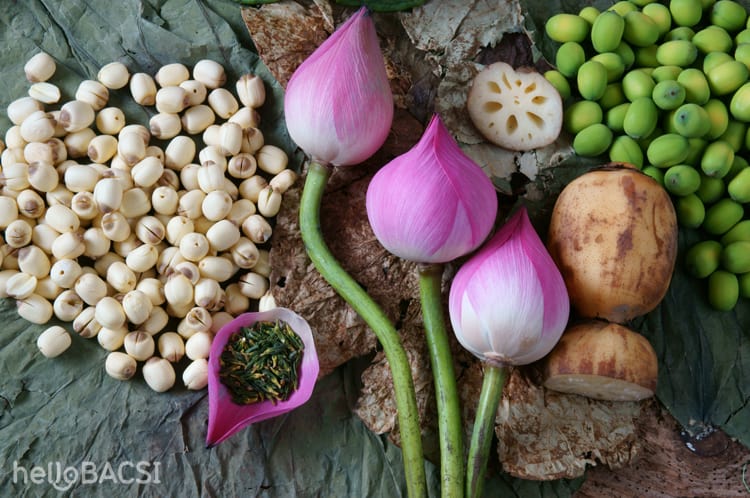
[366,114,498,263]
[448,207,569,366]
[206,308,319,446]
[284,7,393,167]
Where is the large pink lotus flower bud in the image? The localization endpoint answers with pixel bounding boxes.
[448,207,569,366]
[365,114,498,263]
[284,7,393,167]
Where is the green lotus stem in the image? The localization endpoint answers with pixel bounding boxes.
[299,160,427,498]
[418,263,464,498]
[466,364,508,498]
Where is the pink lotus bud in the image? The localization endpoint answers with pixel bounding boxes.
[448,207,569,366]
[365,114,498,263]
[206,307,319,446]
[284,7,393,166]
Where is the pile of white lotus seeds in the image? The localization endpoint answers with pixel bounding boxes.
[0,53,297,393]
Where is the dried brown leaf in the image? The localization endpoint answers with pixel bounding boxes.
[241,2,331,88]
[496,369,642,480]
[354,322,434,437]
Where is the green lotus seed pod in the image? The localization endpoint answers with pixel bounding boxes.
[721,219,750,245]
[638,125,663,149]
[577,60,609,100]
[634,45,660,67]
[672,103,711,137]
[684,137,708,166]
[606,102,631,131]
[647,133,689,167]
[702,52,733,74]
[722,241,750,274]
[556,42,587,78]
[669,0,703,27]
[719,121,746,152]
[623,11,660,47]
[564,100,603,134]
[651,65,683,83]
[591,11,625,53]
[738,272,750,299]
[653,80,686,110]
[678,68,710,104]
[546,13,590,43]
[622,69,656,101]
[726,155,749,181]
[676,193,706,228]
[662,109,681,134]
[704,99,730,140]
[734,43,750,71]
[609,1,638,16]
[696,173,725,203]
[664,26,696,41]
[692,25,733,53]
[642,3,673,36]
[573,123,613,157]
[614,42,636,69]
[706,60,749,96]
[624,97,658,139]
[703,198,744,234]
[707,270,739,311]
[656,40,698,67]
[727,166,750,202]
[664,164,701,195]
[711,0,747,33]
[642,165,665,184]
[729,81,750,121]
[700,140,734,178]
[685,239,722,277]
[591,52,626,83]
[544,70,571,101]
[609,135,644,168]
[598,83,626,109]
[734,27,750,45]
[579,6,601,25]
[735,29,750,45]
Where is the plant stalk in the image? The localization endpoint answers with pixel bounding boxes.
[299,161,427,498]
[466,364,508,498]
[419,263,464,498]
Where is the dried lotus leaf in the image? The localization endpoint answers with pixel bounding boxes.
[354,321,437,438]
[241,2,331,88]
[495,368,643,480]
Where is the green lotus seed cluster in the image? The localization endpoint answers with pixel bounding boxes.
[545,0,750,312]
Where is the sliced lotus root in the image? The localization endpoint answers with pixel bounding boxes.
[467,61,562,151]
